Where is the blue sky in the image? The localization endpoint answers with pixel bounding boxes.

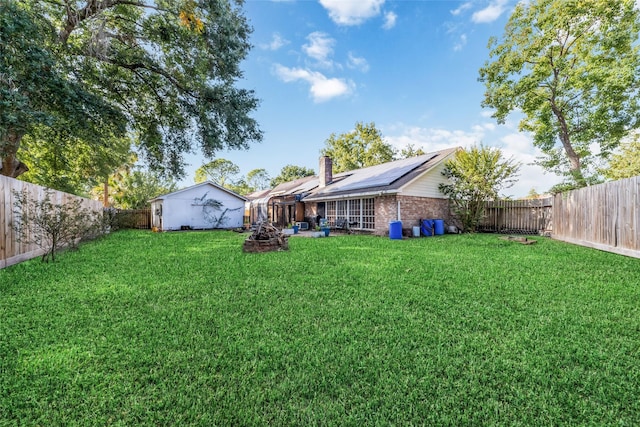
[180,0,563,197]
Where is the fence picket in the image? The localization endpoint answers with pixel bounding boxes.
[113,209,151,230]
[552,177,639,258]
[1,176,103,268]
[479,197,553,235]
[480,178,639,258]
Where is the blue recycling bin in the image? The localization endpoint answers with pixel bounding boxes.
[389,221,402,240]
[434,219,445,235]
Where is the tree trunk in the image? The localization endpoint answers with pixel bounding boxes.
[551,104,586,187]
[0,129,29,178]
[103,180,110,207]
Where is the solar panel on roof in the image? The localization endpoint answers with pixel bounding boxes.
[326,154,436,193]
[292,178,319,193]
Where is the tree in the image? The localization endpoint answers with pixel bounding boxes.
[227,178,253,196]
[439,146,520,232]
[246,168,271,191]
[111,170,177,209]
[195,159,241,187]
[0,2,125,177]
[91,152,139,208]
[270,165,315,187]
[1,0,262,179]
[320,122,396,173]
[399,143,426,159]
[603,137,640,180]
[479,0,640,188]
[18,127,131,196]
[524,188,541,200]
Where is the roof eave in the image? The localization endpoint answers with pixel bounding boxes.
[397,147,460,192]
[303,189,399,202]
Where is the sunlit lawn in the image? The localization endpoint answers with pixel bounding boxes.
[1,230,639,425]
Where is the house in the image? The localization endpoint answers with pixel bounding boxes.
[245,175,318,227]
[149,181,247,231]
[303,147,460,235]
[249,147,460,235]
[244,188,271,225]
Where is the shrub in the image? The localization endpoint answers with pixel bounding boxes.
[12,189,104,262]
[439,145,520,232]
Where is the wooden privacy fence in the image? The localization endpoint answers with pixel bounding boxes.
[0,176,103,269]
[113,209,151,229]
[553,177,640,259]
[479,198,553,235]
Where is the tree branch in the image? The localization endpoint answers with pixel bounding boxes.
[58,0,171,44]
[99,56,195,98]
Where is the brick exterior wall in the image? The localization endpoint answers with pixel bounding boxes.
[375,194,451,236]
[304,202,319,227]
[319,156,332,188]
[399,195,451,228]
[375,195,397,235]
[305,195,452,236]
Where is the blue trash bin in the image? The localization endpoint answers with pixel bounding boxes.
[389,221,402,240]
[421,219,435,236]
[434,219,445,235]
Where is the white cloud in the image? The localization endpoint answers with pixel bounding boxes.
[319,0,385,26]
[454,34,468,51]
[451,2,473,16]
[497,133,562,197]
[385,126,483,153]
[383,11,397,30]
[472,0,509,24]
[261,33,289,51]
[347,52,370,72]
[501,132,532,157]
[303,32,335,68]
[273,64,354,102]
[472,122,497,133]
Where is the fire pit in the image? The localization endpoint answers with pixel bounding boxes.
[243,222,289,253]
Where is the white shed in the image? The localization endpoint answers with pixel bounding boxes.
[149,182,247,231]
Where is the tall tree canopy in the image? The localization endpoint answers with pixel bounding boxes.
[270,165,315,187]
[246,168,271,191]
[602,136,640,181]
[111,169,177,210]
[0,0,262,179]
[195,159,240,187]
[194,162,270,195]
[320,122,396,173]
[399,143,426,159]
[0,1,125,178]
[479,0,640,188]
[18,127,131,196]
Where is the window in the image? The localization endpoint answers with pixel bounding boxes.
[362,198,375,230]
[324,198,375,230]
[348,199,360,226]
[326,201,336,223]
[337,200,347,220]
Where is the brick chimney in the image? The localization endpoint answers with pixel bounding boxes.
[319,156,333,188]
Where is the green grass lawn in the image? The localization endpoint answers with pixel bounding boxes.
[1,230,639,425]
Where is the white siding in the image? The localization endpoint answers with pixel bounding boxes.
[401,162,449,198]
[155,184,245,230]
